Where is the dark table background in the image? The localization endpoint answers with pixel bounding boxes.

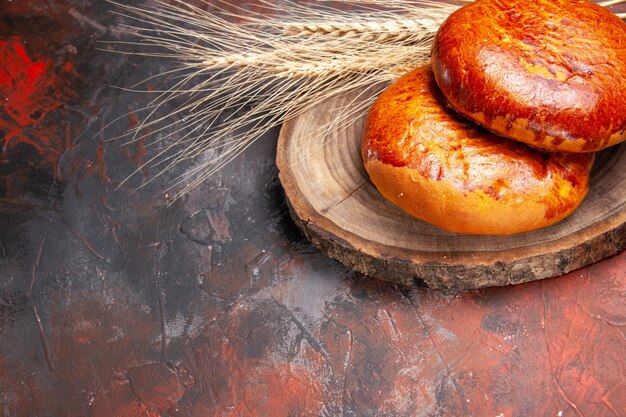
[1,1,625,416]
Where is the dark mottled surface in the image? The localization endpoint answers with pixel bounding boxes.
[0,1,625,417]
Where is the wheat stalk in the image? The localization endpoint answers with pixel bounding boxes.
[106,0,626,201]
[283,18,443,41]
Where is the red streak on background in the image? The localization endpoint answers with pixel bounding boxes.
[0,37,77,174]
[0,40,48,127]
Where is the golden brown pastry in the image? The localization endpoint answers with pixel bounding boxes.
[432,0,626,153]
[361,66,594,235]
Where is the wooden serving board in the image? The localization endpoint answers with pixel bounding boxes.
[276,90,626,289]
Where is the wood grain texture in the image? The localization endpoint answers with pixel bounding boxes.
[277,89,626,289]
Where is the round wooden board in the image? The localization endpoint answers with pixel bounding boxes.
[276,90,626,289]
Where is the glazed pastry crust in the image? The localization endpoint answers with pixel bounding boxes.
[432,0,626,152]
[361,66,594,235]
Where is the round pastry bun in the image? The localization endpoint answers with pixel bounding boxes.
[432,0,626,153]
[361,66,594,235]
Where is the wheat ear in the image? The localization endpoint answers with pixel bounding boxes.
[105,0,459,200]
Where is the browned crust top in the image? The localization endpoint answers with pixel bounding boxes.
[432,0,626,152]
[362,66,593,221]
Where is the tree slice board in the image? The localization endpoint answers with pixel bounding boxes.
[276,90,626,289]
